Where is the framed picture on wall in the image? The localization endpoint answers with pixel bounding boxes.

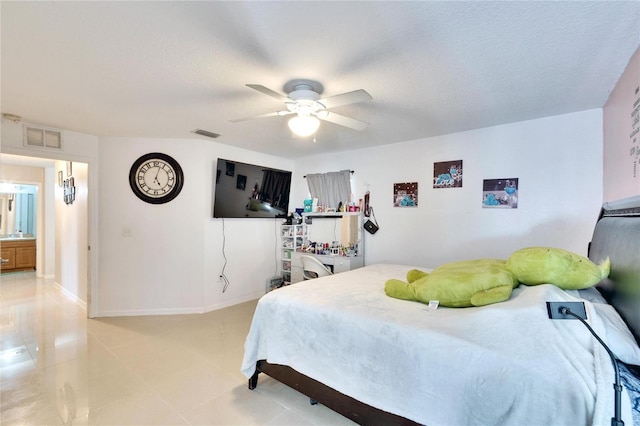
[226,161,235,177]
[237,174,246,190]
[482,178,519,208]
[433,160,463,188]
[393,182,418,207]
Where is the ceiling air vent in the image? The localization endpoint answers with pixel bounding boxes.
[191,129,220,139]
[23,124,63,150]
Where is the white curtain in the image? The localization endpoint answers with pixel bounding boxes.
[306,170,352,210]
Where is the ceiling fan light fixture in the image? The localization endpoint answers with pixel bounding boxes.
[288,115,320,137]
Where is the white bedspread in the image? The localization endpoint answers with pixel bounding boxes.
[242,264,632,425]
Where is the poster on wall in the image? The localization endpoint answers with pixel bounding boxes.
[482,178,519,209]
[225,161,235,177]
[393,182,418,207]
[433,160,463,188]
[236,174,246,190]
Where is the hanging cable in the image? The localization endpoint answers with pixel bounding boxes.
[274,218,279,277]
[561,307,624,425]
[220,218,230,292]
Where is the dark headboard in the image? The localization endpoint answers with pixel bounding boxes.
[588,195,640,344]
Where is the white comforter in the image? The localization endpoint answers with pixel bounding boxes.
[242,264,632,425]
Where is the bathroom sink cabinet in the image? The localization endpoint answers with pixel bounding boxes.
[1,239,36,272]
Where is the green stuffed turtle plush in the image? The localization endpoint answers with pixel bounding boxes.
[385,248,610,308]
[385,259,519,308]
[506,247,610,289]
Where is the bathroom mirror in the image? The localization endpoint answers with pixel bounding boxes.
[0,184,37,237]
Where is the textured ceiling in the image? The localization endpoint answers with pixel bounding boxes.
[1,1,639,159]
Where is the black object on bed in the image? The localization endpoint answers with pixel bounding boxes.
[589,196,640,346]
[589,195,640,425]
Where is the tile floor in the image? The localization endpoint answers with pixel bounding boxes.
[0,272,356,425]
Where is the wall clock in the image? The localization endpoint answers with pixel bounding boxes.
[129,153,184,204]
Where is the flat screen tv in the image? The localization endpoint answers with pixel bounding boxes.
[213,158,292,219]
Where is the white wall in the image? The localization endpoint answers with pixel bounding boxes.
[3,111,605,316]
[603,46,640,201]
[97,137,294,316]
[293,110,604,268]
[55,160,89,305]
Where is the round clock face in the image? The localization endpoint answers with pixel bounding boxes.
[129,153,184,204]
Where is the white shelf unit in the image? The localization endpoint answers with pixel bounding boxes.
[280,223,308,285]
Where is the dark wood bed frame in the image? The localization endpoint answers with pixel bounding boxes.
[249,360,419,425]
[248,196,640,425]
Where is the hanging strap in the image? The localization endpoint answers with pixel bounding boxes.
[369,207,378,226]
[363,207,379,234]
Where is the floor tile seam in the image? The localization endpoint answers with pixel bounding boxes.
[76,392,189,426]
[124,373,192,426]
[89,328,213,415]
[15,330,38,368]
[264,408,315,426]
[174,339,247,386]
[166,383,244,421]
[30,324,117,372]
[176,383,290,425]
[62,324,160,390]
[69,364,189,425]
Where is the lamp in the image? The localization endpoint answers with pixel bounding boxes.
[288,114,320,137]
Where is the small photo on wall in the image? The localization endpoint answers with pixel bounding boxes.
[236,174,247,190]
[393,182,418,207]
[482,178,519,209]
[433,160,463,188]
[226,161,235,177]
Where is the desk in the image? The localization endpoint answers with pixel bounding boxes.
[290,252,364,283]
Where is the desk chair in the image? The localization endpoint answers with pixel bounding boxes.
[300,255,333,280]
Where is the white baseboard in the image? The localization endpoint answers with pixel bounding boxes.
[203,291,264,313]
[93,291,265,318]
[55,282,87,311]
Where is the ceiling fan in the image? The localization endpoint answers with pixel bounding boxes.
[230,79,372,137]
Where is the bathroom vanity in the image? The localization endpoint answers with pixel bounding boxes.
[1,238,36,272]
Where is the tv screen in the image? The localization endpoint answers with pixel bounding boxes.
[213,158,292,219]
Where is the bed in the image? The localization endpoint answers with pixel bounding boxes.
[242,196,640,425]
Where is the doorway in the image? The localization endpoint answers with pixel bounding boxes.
[0,154,92,316]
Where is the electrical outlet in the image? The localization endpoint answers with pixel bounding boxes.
[122,227,132,237]
[546,301,587,320]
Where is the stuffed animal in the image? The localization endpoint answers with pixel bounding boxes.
[385,259,519,307]
[506,247,610,289]
[385,247,610,308]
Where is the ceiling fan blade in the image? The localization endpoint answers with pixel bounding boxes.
[230,110,294,123]
[318,111,369,131]
[246,84,289,101]
[318,89,372,109]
